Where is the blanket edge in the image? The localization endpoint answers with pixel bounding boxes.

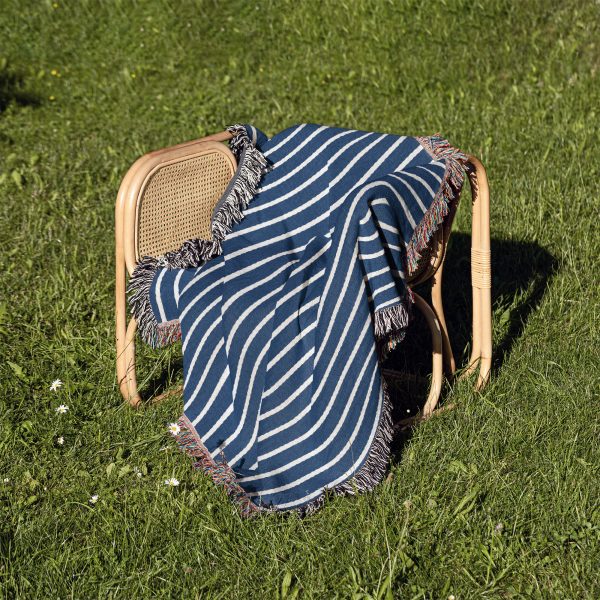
[126,124,268,348]
[173,377,396,518]
[374,289,415,361]
[407,135,468,276]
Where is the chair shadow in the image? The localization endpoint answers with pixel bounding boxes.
[441,232,557,373]
[141,355,184,403]
[385,233,557,460]
[0,69,40,113]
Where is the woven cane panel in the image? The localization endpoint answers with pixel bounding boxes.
[137,152,234,258]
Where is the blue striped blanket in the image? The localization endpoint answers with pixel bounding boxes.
[128,123,466,516]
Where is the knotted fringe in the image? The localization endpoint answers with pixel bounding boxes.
[174,415,262,519]
[127,124,269,348]
[407,135,468,276]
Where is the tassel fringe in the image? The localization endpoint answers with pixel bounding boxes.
[373,302,410,339]
[407,135,467,276]
[297,377,395,517]
[126,255,162,348]
[157,319,182,346]
[174,415,262,519]
[127,124,269,347]
[373,288,415,361]
[171,379,396,519]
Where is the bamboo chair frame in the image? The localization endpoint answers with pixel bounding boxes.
[115,131,491,420]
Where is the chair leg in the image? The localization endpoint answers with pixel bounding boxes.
[461,156,492,389]
[116,314,130,403]
[116,279,142,406]
[470,157,492,389]
[116,201,142,407]
[124,318,142,406]
[430,258,456,377]
[412,292,443,417]
[461,163,482,379]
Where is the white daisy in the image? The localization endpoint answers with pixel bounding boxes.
[167,422,181,436]
[89,494,99,504]
[50,379,63,392]
[55,404,69,414]
[2,478,9,483]
[164,477,180,487]
[57,436,64,445]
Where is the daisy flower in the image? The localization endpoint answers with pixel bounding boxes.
[2,478,9,483]
[57,436,64,445]
[164,477,180,487]
[55,404,69,414]
[167,422,181,436]
[89,494,99,504]
[50,379,63,392]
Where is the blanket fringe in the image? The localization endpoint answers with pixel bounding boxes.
[293,377,396,517]
[174,415,263,519]
[407,135,467,276]
[126,255,162,348]
[126,124,269,348]
[373,302,410,339]
[157,319,182,346]
[172,378,395,519]
[373,287,415,361]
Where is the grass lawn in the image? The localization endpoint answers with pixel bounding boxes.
[1,0,599,597]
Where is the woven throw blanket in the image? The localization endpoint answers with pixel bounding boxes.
[128,123,467,516]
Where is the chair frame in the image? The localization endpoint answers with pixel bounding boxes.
[115,131,491,417]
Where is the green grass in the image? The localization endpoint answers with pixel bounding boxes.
[1,0,599,597]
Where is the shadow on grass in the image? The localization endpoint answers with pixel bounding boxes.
[442,232,557,373]
[0,69,40,113]
[140,355,184,404]
[385,233,557,458]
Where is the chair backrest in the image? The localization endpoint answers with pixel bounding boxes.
[116,139,236,275]
[117,133,455,283]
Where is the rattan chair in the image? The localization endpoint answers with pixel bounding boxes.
[115,130,491,419]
